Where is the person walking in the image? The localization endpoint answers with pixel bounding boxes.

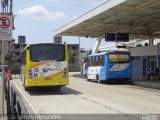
[153,67,159,80]
[146,68,152,80]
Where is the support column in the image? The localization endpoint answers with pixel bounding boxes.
[149,37,154,46]
[92,38,102,55]
[157,43,160,68]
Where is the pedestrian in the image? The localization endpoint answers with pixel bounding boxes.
[153,67,159,80]
[146,68,151,80]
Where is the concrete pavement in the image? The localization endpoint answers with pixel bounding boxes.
[69,72,160,90]
[68,76,160,114]
[3,75,160,120]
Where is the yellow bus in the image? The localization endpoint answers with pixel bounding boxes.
[20,43,69,91]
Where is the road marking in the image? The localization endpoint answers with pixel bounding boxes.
[12,81,38,115]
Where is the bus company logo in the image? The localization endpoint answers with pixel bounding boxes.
[142,114,159,120]
[0,16,10,29]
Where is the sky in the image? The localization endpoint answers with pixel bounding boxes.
[13,0,115,50]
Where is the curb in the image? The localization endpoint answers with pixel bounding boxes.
[132,81,160,90]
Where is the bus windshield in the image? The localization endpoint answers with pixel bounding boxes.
[30,44,65,62]
[109,52,129,63]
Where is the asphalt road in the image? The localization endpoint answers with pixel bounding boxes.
[11,76,160,120]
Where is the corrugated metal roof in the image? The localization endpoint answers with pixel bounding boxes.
[55,0,160,39]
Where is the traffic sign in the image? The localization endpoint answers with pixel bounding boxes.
[0,14,13,41]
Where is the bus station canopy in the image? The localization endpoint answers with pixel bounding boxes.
[54,0,160,39]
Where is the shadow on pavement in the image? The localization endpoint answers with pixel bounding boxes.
[28,86,82,96]
[87,79,132,85]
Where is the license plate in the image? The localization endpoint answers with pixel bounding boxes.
[45,77,52,80]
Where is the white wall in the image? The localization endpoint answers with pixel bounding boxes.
[130,45,158,56]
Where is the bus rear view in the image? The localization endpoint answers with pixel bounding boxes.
[86,51,131,83]
[20,43,69,91]
[106,51,132,81]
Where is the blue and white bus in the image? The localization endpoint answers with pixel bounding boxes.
[86,51,132,83]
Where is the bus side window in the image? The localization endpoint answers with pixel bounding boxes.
[95,56,98,66]
[102,55,105,65]
[99,56,102,66]
[100,55,104,66]
[97,56,100,66]
[89,57,92,66]
[92,57,95,66]
[94,56,97,66]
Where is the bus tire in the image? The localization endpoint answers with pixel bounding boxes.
[96,74,99,81]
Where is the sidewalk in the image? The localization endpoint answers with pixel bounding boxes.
[131,79,160,90]
[69,72,160,90]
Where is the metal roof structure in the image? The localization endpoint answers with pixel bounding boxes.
[54,0,160,39]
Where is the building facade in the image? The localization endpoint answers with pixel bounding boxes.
[67,44,79,72]
[0,40,12,64]
[130,45,160,80]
